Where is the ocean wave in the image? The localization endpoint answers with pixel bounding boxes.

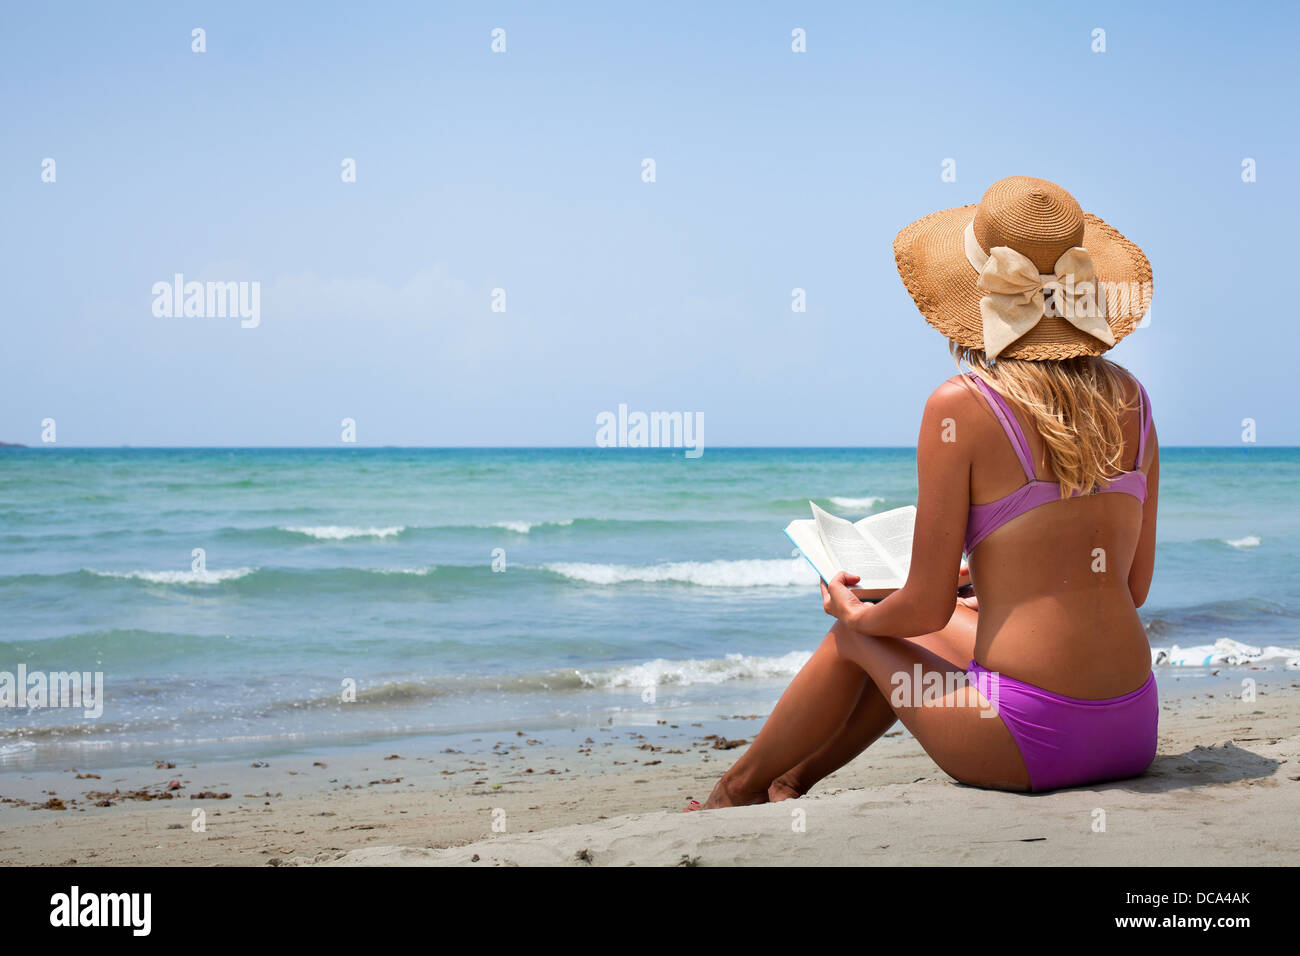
[827,496,884,511]
[100,564,460,592]
[0,564,503,596]
[1151,638,1299,668]
[0,717,179,743]
[0,629,259,669]
[2,516,762,551]
[1222,535,1261,549]
[544,558,818,588]
[0,652,813,739]
[1142,597,1295,638]
[152,672,598,719]
[576,651,813,688]
[485,519,575,534]
[279,525,406,540]
[86,566,257,584]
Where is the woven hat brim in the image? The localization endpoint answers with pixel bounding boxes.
[894,204,1153,360]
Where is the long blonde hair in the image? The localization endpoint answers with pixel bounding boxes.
[952,343,1138,498]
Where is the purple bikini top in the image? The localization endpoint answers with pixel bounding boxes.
[964,374,1152,555]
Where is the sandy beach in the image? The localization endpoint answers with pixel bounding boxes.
[2,677,1295,867]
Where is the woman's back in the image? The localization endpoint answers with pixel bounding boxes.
[960,369,1159,698]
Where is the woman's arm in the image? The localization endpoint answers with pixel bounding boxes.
[1127,426,1159,607]
[823,380,972,637]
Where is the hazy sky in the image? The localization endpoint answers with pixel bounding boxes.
[4,1,1296,446]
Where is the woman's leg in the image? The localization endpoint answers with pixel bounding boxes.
[768,603,979,799]
[700,620,868,808]
[832,621,1030,791]
[701,604,984,808]
[766,680,896,801]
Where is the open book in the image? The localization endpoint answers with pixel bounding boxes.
[784,502,916,599]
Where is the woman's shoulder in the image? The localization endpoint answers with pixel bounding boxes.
[917,376,992,440]
[924,374,982,413]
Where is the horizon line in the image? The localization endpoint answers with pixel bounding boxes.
[1,444,1289,451]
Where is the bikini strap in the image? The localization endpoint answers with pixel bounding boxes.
[968,374,1036,481]
[1134,380,1153,470]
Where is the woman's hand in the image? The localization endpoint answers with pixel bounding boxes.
[956,562,977,610]
[821,571,868,631]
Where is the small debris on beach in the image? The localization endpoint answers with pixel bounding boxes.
[85,787,175,804]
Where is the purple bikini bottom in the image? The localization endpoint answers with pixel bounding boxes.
[967,660,1158,792]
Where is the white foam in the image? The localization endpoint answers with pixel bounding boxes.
[488,519,575,534]
[1223,535,1261,549]
[828,496,884,511]
[89,567,257,584]
[545,558,818,588]
[281,525,405,540]
[577,650,814,689]
[1151,637,1300,668]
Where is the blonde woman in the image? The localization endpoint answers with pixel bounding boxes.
[691,177,1159,807]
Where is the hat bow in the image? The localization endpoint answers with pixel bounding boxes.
[963,220,1115,360]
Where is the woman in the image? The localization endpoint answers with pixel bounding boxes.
[693,176,1159,806]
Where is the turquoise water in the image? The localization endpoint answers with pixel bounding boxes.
[1,447,1296,769]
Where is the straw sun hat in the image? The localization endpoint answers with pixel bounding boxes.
[894,176,1153,361]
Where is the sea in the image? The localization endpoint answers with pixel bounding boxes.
[1,447,1296,772]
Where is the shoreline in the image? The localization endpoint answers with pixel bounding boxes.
[0,660,1286,774]
[2,674,1295,866]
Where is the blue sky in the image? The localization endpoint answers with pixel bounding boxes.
[3,1,1296,446]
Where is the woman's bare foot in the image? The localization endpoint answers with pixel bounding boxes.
[689,773,769,810]
[766,777,805,802]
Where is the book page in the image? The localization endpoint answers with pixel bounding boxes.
[783,519,835,583]
[853,505,916,580]
[809,502,901,589]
